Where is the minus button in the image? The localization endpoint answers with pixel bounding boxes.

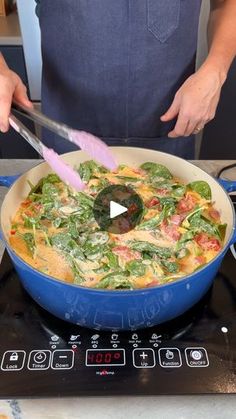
[51,350,74,370]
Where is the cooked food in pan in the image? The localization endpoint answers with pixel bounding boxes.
[9,161,226,289]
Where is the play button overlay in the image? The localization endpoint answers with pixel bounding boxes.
[110,201,127,219]
[94,185,144,234]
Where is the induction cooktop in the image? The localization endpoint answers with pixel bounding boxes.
[0,227,236,397]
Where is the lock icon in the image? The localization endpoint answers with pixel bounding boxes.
[10,352,19,362]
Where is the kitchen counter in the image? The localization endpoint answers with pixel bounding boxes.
[0,159,236,419]
[0,10,22,45]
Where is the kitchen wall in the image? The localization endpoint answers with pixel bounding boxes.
[16,0,41,101]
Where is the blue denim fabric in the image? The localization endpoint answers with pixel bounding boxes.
[38,0,202,158]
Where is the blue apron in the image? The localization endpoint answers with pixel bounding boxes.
[37,0,202,158]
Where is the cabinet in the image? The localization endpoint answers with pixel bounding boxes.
[0,45,38,158]
[200,59,236,159]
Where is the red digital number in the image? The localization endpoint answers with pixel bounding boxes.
[87,353,95,364]
[95,353,103,363]
[104,353,112,363]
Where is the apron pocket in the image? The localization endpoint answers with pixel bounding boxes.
[147,0,181,43]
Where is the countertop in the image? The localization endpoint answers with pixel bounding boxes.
[0,10,22,45]
[0,159,236,419]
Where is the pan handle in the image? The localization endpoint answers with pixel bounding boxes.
[218,179,236,192]
[0,175,20,188]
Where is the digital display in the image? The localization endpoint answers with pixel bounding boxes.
[86,349,125,366]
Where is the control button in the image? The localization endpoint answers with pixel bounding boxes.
[28,350,51,370]
[133,348,155,368]
[158,348,182,368]
[93,185,143,234]
[185,347,209,367]
[1,350,26,371]
[51,350,74,370]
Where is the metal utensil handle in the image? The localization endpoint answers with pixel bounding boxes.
[9,114,43,156]
[12,102,70,140]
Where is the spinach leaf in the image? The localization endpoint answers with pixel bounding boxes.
[171,184,186,198]
[42,182,59,198]
[78,160,108,182]
[137,203,175,231]
[106,251,119,269]
[23,214,41,229]
[28,173,61,196]
[160,260,179,273]
[93,264,110,274]
[129,241,172,259]
[159,197,177,206]
[22,232,36,255]
[71,262,85,284]
[116,176,141,183]
[83,241,105,261]
[51,233,85,260]
[126,260,146,276]
[89,178,110,193]
[53,217,64,229]
[137,213,164,230]
[189,213,220,238]
[95,272,132,289]
[88,231,109,245]
[74,192,94,207]
[218,224,227,241]
[140,162,173,179]
[176,230,195,248]
[187,181,212,200]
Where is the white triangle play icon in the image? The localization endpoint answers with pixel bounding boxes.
[110,201,128,219]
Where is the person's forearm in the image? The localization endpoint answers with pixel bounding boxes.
[205,0,236,81]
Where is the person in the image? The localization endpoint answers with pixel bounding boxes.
[0,0,236,158]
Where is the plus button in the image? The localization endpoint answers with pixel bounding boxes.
[140,351,148,360]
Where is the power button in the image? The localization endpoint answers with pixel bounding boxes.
[185,347,209,367]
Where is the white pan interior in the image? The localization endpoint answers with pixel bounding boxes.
[1,147,235,247]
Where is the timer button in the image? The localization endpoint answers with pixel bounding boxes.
[28,350,51,370]
[132,348,155,368]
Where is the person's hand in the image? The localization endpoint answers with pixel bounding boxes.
[161,62,226,138]
[0,56,32,133]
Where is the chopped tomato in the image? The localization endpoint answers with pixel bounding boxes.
[10,230,16,235]
[21,199,32,208]
[146,280,160,288]
[33,203,43,212]
[113,246,141,261]
[177,195,197,213]
[195,255,206,265]
[156,188,169,196]
[169,214,182,226]
[195,233,221,251]
[145,197,160,208]
[160,220,180,241]
[208,208,220,221]
[132,168,146,176]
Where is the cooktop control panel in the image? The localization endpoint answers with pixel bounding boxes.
[0,344,209,373]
